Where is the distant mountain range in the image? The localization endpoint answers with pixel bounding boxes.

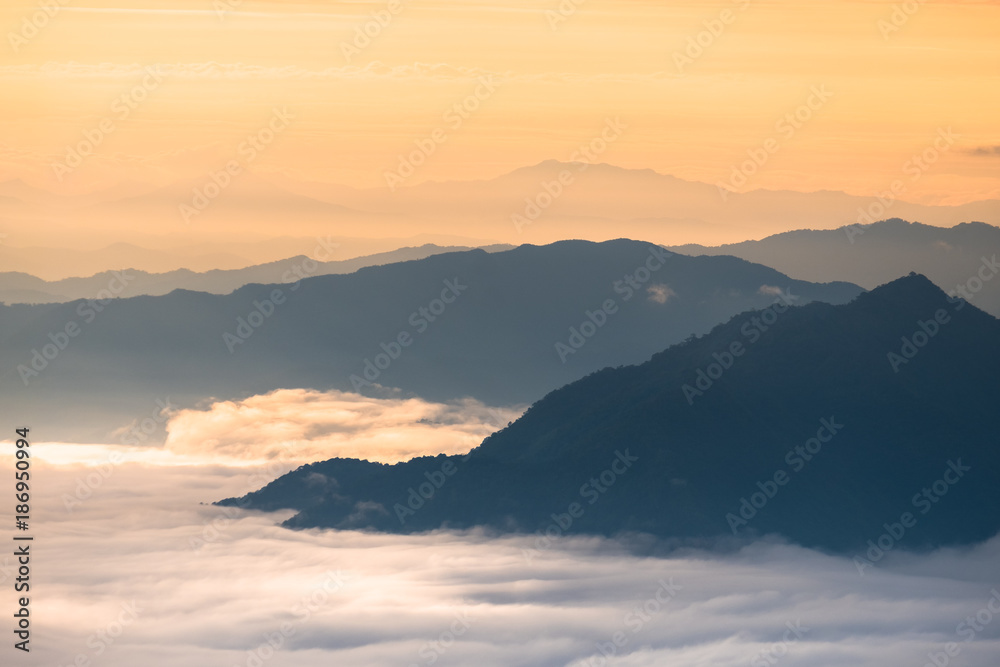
[2,162,996,260]
[0,244,511,304]
[0,232,506,281]
[670,219,1000,316]
[222,275,1000,552]
[0,239,860,441]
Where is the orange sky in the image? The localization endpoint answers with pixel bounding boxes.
[0,0,998,240]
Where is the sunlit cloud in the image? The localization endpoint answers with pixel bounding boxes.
[646,284,676,304]
[162,388,525,464]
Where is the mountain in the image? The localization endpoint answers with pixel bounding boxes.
[0,239,861,441]
[220,275,1000,552]
[670,219,1000,316]
[2,164,997,254]
[0,234,507,281]
[373,161,1000,246]
[0,242,257,281]
[0,244,512,304]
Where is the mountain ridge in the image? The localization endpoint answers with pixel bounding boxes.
[669,218,1000,315]
[0,239,863,442]
[0,243,513,304]
[220,273,1000,552]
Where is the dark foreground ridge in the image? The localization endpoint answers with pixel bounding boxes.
[220,274,1000,552]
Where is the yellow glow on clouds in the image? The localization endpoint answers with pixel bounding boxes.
[4,389,525,467]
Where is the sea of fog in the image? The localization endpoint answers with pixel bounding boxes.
[4,390,999,666]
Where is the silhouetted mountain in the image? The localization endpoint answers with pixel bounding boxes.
[0,239,860,441]
[221,275,1000,552]
[3,164,997,256]
[0,244,512,304]
[0,234,507,281]
[670,219,1000,316]
[378,161,999,245]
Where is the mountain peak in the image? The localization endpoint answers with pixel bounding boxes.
[857,272,956,313]
[224,266,1000,551]
[870,271,942,295]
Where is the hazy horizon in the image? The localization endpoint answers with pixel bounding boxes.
[3,1,999,665]
[2,0,999,269]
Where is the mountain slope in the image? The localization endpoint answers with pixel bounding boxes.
[3,164,998,253]
[670,219,1000,316]
[0,239,861,441]
[221,274,1000,552]
[0,244,512,304]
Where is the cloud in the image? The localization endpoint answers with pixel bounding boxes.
[162,388,525,464]
[19,460,1000,667]
[966,145,1000,157]
[646,283,676,304]
[758,284,799,302]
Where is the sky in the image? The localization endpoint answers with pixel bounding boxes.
[3,6,999,664]
[1,0,998,212]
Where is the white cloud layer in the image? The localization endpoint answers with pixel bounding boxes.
[162,388,525,464]
[8,459,1000,667]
